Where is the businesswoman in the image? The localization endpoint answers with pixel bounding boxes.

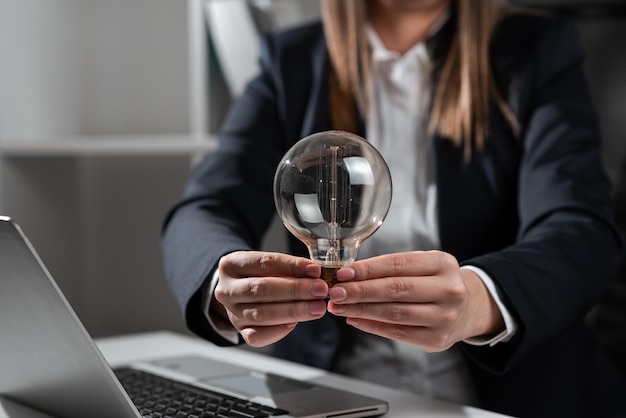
[162,0,626,416]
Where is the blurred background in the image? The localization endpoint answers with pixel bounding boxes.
[0,0,624,372]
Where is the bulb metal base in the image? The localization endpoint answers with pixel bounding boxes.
[320,266,340,287]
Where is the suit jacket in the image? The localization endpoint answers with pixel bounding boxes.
[161,13,626,417]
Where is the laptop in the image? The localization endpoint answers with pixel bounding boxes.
[0,216,388,418]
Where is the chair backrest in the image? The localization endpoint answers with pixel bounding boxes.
[204,0,320,97]
[204,0,260,97]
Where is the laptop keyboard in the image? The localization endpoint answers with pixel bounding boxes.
[114,367,290,418]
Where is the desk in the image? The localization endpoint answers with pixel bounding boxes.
[0,331,510,418]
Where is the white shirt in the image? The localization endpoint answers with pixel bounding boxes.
[358,26,438,257]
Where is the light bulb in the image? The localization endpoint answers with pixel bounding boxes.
[274,130,392,287]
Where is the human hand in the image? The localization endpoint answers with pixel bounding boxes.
[213,251,328,347]
[326,251,504,352]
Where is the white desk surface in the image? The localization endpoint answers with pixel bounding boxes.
[0,331,510,418]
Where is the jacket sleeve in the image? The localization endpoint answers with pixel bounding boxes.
[160,35,286,346]
[461,17,622,373]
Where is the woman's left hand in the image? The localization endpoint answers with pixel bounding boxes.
[327,250,505,352]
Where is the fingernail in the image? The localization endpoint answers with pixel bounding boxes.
[330,304,346,314]
[328,286,347,302]
[304,264,321,278]
[336,267,356,281]
[309,300,327,315]
[311,281,328,297]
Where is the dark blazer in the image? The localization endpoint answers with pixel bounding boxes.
[161,13,626,418]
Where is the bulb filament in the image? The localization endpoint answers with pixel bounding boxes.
[327,146,341,265]
[323,145,341,287]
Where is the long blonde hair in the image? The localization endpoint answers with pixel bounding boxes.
[322,0,519,155]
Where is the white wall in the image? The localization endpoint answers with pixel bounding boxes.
[0,0,88,138]
[81,0,189,135]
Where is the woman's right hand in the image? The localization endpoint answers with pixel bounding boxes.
[213,251,328,347]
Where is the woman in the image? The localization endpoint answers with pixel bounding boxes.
[161,0,626,416]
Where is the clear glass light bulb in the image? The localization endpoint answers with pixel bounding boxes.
[273,130,392,287]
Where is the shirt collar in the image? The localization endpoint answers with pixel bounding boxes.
[366,11,450,64]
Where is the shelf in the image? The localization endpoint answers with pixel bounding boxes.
[0,134,218,157]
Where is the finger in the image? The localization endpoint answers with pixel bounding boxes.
[217,276,329,304]
[220,251,320,278]
[338,250,457,281]
[345,318,455,352]
[327,301,444,326]
[240,323,298,347]
[328,276,450,304]
[234,299,327,327]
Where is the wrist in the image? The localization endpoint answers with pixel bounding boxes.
[461,268,505,340]
[209,294,236,332]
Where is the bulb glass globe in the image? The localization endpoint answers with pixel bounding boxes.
[273,130,392,286]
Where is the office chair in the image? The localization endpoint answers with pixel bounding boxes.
[203,0,320,98]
